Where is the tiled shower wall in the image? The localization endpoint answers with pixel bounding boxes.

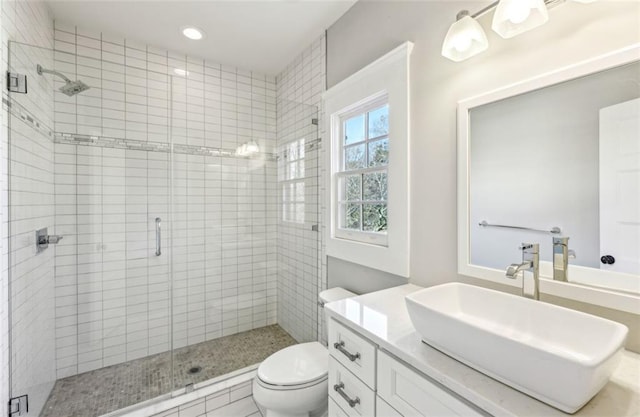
[275,34,326,343]
[1,0,56,415]
[51,21,278,377]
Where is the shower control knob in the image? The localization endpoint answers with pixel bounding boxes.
[600,255,615,265]
[36,227,63,253]
[46,235,63,244]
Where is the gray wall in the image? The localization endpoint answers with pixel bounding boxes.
[328,256,408,295]
[325,0,640,351]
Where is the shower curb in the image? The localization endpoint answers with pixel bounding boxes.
[99,364,259,417]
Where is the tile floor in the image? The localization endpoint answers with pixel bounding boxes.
[41,325,296,417]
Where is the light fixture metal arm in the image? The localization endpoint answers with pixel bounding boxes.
[470,0,564,19]
[470,1,500,19]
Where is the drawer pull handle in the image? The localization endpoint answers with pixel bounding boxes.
[334,340,361,362]
[334,383,360,408]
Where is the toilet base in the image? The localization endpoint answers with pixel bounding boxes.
[310,404,328,417]
[262,401,327,417]
[265,411,307,417]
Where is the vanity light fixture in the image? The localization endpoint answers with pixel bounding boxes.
[492,0,549,39]
[442,0,596,62]
[441,10,489,62]
[182,26,204,40]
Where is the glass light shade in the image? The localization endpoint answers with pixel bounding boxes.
[246,141,260,154]
[236,144,248,156]
[441,14,489,62]
[236,141,260,156]
[492,0,549,39]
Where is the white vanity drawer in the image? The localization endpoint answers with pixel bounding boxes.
[328,319,376,388]
[329,397,349,417]
[376,396,403,417]
[329,358,376,417]
[377,351,484,416]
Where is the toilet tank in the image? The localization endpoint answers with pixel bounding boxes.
[319,287,356,306]
[318,287,356,345]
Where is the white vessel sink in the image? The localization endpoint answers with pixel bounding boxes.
[405,283,628,413]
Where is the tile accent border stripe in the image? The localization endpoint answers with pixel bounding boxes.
[6,97,275,160]
[5,96,54,140]
[54,133,276,160]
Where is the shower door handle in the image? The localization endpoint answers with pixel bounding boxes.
[155,217,161,256]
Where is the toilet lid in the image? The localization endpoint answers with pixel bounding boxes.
[258,342,328,386]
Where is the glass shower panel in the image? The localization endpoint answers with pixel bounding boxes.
[7,41,57,417]
[276,100,320,343]
[8,41,173,416]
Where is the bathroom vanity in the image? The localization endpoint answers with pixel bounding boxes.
[325,284,640,416]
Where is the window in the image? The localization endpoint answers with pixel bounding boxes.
[280,138,306,224]
[324,42,412,277]
[336,100,389,245]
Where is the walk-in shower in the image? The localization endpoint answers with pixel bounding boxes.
[36,64,90,96]
[6,38,321,417]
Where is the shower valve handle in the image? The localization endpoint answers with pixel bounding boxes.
[44,235,63,244]
[36,227,63,253]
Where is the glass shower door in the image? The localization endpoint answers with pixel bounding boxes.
[7,40,174,416]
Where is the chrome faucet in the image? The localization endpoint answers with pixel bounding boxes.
[506,243,540,300]
[552,237,576,282]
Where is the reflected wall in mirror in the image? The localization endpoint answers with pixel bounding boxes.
[459,47,640,300]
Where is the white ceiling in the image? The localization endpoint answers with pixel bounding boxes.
[45,0,357,75]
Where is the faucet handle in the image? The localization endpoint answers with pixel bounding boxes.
[519,243,539,253]
[553,236,570,246]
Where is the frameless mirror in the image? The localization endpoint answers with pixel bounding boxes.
[458,47,640,305]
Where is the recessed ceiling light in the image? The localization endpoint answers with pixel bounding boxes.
[182,26,204,40]
[173,68,189,77]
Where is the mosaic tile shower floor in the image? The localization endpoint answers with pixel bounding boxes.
[41,325,296,417]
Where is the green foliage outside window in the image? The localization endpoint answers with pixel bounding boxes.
[342,105,389,233]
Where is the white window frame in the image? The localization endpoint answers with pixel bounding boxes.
[335,96,389,246]
[324,42,413,278]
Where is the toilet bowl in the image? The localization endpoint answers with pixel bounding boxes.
[253,288,356,417]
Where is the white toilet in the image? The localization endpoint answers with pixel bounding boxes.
[253,287,356,417]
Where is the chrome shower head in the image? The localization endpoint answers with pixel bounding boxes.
[36,64,90,96]
[59,80,90,96]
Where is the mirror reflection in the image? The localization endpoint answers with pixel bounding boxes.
[469,61,640,292]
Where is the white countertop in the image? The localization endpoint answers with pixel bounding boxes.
[325,284,640,417]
